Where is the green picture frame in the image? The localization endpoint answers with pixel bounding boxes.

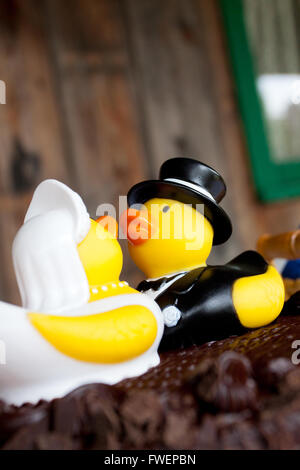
[220,0,300,202]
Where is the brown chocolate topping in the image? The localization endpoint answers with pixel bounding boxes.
[186,352,258,412]
[117,316,300,393]
[1,315,300,449]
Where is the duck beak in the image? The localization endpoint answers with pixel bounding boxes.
[97,215,118,238]
[120,209,155,246]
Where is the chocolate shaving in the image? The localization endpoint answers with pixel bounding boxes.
[120,391,164,448]
[35,433,76,450]
[187,351,258,413]
[255,357,295,391]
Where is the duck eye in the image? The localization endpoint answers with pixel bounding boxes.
[162,205,170,213]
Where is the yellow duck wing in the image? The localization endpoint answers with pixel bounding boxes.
[233,265,285,328]
[28,293,164,364]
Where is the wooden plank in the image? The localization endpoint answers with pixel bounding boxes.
[43,0,147,212]
[0,209,24,305]
[0,0,69,190]
[43,0,148,284]
[123,0,227,174]
[0,0,72,302]
[0,194,31,304]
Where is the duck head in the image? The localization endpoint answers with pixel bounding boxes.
[78,216,122,287]
[121,198,214,279]
[122,158,232,279]
[77,216,136,301]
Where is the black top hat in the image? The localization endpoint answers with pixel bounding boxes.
[127,157,232,245]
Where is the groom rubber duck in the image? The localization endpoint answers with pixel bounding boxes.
[121,158,285,350]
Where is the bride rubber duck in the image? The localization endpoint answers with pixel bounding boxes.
[0,180,163,405]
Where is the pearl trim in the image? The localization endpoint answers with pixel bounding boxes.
[90,281,129,293]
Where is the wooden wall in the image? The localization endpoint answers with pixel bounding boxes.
[0,0,299,306]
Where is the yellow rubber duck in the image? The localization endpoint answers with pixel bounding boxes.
[122,158,285,350]
[28,217,161,364]
[0,180,163,405]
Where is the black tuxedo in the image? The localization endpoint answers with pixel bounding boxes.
[138,251,268,351]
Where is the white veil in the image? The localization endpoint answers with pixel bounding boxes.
[13,180,91,313]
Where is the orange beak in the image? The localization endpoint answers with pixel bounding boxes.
[97,215,118,238]
[120,208,155,246]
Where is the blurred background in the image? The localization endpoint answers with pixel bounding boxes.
[1,0,300,305]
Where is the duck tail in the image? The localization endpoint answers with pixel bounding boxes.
[233,265,285,329]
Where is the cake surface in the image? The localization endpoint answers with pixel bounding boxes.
[1,298,300,450]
